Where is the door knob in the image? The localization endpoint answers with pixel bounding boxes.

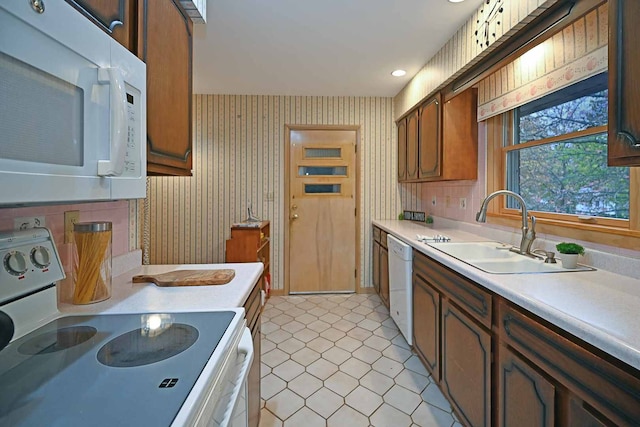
[291,213,299,220]
[291,205,298,210]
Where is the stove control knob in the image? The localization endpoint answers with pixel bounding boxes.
[30,246,51,269]
[4,251,28,276]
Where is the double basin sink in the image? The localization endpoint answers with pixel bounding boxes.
[427,241,594,274]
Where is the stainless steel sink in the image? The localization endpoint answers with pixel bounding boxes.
[427,241,594,274]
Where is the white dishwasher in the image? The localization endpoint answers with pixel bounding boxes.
[387,234,413,346]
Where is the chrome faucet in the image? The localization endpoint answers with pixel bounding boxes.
[476,190,536,256]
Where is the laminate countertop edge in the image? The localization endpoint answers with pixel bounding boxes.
[373,219,640,372]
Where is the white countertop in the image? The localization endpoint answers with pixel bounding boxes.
[374,219,640,371]
[59,262,264,315]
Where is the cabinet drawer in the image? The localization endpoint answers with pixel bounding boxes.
[243,283,262,334]
[498,300,640,426]
[414,251,492,328]
[373,226,381,244]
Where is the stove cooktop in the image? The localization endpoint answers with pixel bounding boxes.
[0,311,235,427]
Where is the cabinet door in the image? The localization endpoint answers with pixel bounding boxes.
[397,119,407,182]
[418,94,442,179]
[372,241,380,294]
[608,0,640,166]
[139,0,193,176]
[442,89,478,180]
[567,396,608,427]
[65,0,136,51]
[412,274,440,382]
[406,109,419,180]
[498,345,555,427]
[442,299,491,427]
[380,246,389,308]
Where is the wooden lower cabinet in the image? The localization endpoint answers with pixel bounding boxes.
[498,345,555,427]
[441,299,491,427]
[379,246,389,308]
[372,240,380,294]
[412,262,440,382]
[409,248,640,427]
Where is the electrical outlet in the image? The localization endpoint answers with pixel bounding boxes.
[64,210,80,244]
[459,198,467,210]
[431,196,437,206]
[14,216,45,230]
[445,196,451,208]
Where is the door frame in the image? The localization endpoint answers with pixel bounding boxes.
[283,124,361,295]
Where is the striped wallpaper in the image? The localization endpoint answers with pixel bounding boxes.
[394,0,561,119]
[478,2,608,120]
[146,96,400,291]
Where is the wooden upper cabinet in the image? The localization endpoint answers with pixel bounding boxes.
[406,109,419,181]
[139,0,193,176]
[65,0,137,51]
[418,93,442,179]
[608,0,640,166]
[441,89,478,181]
[397,118,407,182]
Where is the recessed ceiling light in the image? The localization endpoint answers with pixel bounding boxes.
[448,0,465,3]
[391,69,406,77]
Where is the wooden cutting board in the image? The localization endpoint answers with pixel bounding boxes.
[132,269,236,287]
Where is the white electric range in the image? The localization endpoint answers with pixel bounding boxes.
[0,228,252,427]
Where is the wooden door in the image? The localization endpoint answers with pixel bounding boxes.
[406,110,419,180]
[608,0,640,166]
[497,345,555,427]
[418,94,442,179]
[397,119,407,182]
[288,129,357,293]
[442,299,491,427]
[139,0,193,175]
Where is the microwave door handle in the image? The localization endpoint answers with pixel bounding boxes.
[97,68,127,176]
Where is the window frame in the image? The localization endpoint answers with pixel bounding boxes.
[486,111,640,249]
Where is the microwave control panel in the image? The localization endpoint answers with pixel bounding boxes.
[122,90,141,177]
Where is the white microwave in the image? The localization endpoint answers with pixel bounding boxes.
[0,0,146,206]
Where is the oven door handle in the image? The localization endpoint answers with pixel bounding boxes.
[219,327,253,427]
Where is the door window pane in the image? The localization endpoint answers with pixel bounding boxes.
[298,166,347,176]
[304,184,341,194]
[304,148,341,158]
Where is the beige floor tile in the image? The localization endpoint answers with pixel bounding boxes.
[308,307,329,317]
[287,372,323,398]
[263,348,289,368]
[285,306,305,318]
[329,306,351,317]
[345,385,383,417]
[307,319,331,333]
[421,383,452,413]
[342,312,365,323]
[318,300,339,310]
[259,408,282,427]
[280,320,305,334]
[353,305,373,316]
[261,362,271,379]
[295,313,317,324]
[306,336,333,353]
[382,343,413,363]
[306,358,339,380]
[325,371,359,397]
[271,314,294,326]
[352,345,382,364]
[322,346,351,365]
[306,387,344,418]
[372,356,404,378]
[284,407,325,427]
[339,357,371,379]
[277,337,305,355]
[384,384,422,415]
[394,369,431,394]
[319,312,341,324]
[370,403,413,427]
[292,328,319,343]
[405,355,430,377]
[335,336,362,352]
[373,325,400,340]
[364,334,392,351]
[340,299,359,309]
[268,329,293,344]
[332,319,356,332]
[411,402,456,427]
[272,360,305,382]
[262,321,280,334]
[266,389,305,421]
[291,347,321,366]
[391,333,411,350]
[262,338,277,354]
[359,370,395,395]
[366,311,389,322]
[346,326,373,341]
[358,318,381,331]
[296,301,316,310]
[261,373,287,400]
[320,327,346,342]
[327,405,369,427]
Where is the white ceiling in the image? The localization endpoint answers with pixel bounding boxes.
[192,0,484,97]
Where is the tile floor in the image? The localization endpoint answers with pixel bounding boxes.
[259,293,461,427]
